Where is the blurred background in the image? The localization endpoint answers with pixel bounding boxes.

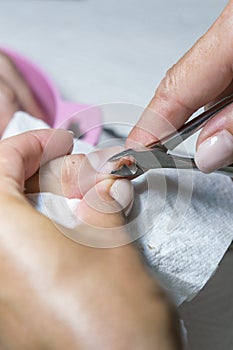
[0,0,227,119]
[0,1,232,349]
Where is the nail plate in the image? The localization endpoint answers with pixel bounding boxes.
[110,179,133,213]
[195,130,233,173]
[68,130,75,137]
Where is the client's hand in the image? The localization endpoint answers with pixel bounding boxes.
[0,51,44,134]
[0,129,182,349]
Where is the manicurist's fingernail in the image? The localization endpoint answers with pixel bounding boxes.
[110,179,134,213]
[195,129,233,173]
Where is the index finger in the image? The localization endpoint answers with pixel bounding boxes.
[128,0,233,146]
[0,129,73,194]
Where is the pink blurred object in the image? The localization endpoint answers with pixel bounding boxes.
[0,46,102,145]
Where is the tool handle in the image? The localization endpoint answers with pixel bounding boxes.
[160,153,233,178]
[212,164,233,177]
[162,94,233,151]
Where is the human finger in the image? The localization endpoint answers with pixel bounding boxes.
[0,51,44,119]
[69,178,133,248]
[0,76,20,134]
[78,178,133,226]
[128,1,233,146]
[0,129,74,194]
[25,146,124,199]
[195,102,233,173]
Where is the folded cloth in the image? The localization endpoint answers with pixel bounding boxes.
[3,111,233,306]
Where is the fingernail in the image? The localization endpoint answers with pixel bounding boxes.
[68,130,75,137]
[195,130,233,173]
[110,179,134,213]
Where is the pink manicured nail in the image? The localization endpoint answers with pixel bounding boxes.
[195,130,233,173]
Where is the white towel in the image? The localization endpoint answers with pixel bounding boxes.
[3,111,233,306]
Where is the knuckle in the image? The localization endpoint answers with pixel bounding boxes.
[156,64,179,102]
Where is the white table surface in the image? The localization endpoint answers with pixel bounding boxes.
[0,1,232,349]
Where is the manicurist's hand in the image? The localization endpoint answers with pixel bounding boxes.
[0,129,182,349]
[128,0,233,174]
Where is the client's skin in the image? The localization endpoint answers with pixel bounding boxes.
[0,131,182,349]
[0,51,44,134]
[0,52,182,348]
[1,1,233,345]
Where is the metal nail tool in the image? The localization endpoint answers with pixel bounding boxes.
[108,95,233,179]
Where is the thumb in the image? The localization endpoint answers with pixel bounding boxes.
[195,104,233,173]
[74,179,134,248]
